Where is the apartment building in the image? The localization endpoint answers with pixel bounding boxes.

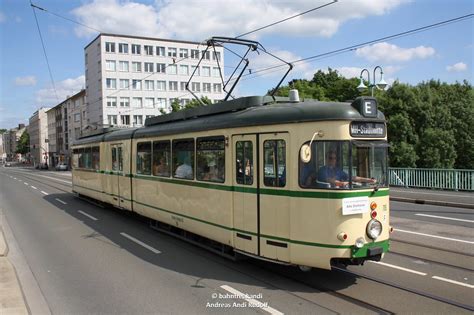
[46,107,57,166]
[29,108,50,166]
[67,89,87,143]
[3,124,26,161]
[84,33,225,128]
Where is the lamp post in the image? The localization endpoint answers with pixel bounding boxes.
[357,66,388,97]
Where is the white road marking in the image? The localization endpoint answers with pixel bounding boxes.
[55,198,67,205]
[415,213,474,223]
[120,233,161,254]
[31,186,37,190]
[78,210,98,221]
[367,261,427,276]
[395,229,474,244]
[220,285,283,315]
[41,191,48,195]
[24,182,29,185]
[13,177,17,179]
[432,276,474,289]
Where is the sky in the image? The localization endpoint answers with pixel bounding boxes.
[0,0,472,129]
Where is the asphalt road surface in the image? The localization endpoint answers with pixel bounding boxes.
[1,166,472,314]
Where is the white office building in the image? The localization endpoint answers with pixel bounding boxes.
[84,33,225,128]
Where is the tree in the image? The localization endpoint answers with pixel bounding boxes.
[16,131,30,155]
[0,128,7,134]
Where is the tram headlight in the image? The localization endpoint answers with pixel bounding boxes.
[355,237,365,248]
[366,219,382,240]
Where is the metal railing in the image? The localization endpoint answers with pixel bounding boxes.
[389,168,474,191]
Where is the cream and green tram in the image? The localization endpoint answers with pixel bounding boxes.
[72,95,390,270]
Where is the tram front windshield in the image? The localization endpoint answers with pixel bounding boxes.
[299,141,388,189]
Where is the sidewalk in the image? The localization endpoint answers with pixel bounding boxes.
[0,217,28,315]
[390,186,474,209]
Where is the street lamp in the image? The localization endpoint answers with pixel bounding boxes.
[357,66,388,96]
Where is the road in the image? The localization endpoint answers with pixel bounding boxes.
[1,166,473,314]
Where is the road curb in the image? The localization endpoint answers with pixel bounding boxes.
[390,197,474,209]
[0,227,9,257]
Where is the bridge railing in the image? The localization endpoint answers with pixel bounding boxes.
[388,168,474,191]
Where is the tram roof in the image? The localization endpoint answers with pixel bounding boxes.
[73,95,385,145]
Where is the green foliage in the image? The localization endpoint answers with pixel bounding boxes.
[274,68,473,169]
[0,128,7,134]
[169,96,213,113]
[16,131,30,155]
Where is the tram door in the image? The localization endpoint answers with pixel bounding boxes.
[232,135,258,255]
[110,144,123,208]
[259,133,290,262]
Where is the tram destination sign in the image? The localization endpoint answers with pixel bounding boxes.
[350,122,386,137]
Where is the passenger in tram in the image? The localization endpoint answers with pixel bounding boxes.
[175,156,193,179]
[155,156,170,176]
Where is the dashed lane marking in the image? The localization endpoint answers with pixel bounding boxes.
[31,186,37,190]
[415,213,474,223]
[41,191,48,195]
[220,285,283,315]
[432,276,474,289]
[24,182,29,185]
[395,229,474,244]
[78,210,98,221]
[367,261,427,276]
[55,198,67,205]
[120,232,161,254]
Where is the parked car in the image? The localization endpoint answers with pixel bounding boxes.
[55,163,68,171]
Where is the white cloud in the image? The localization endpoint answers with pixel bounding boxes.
[71,0,408,40]
[0,11,6,23]
[446,62,467,72]
[14,76,37,86]
[35,75,85,106]
[356,42,435,62]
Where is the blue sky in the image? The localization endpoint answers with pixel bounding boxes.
[0,0,472,129]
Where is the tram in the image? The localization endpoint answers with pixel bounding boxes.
[71,37,391,270]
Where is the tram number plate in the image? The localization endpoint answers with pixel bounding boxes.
[342,197,369,215]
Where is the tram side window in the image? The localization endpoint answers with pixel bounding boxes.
[91,146,100,170]
[136,142,151,175]
[153,141,171,177]
[173,139,194,180]
[84,147,93,169]
[196,136,225,183]
[78,148,85,168]
[263,140,286,187]
[72,149,79,168]
[236,141,253,185]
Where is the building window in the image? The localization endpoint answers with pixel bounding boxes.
[105,60,116,71]
[191,49,199,59]
[172,139,194,179]
[179,65,189,76]
[144,80,154,91]
[132,97,142,108]
[203,83,211,93]
[105,42,115,53]
[169,81,178,91]
[106,78,116,89]
[180,82,187,91]
[197,136,225,183]
[168,47,177,57]
[156,46,165,56]
[202,66,210,77]
[119,79,129,89]
[213,51,221,62]
[132,62,142,72]
[106,97,117,107]
[74,113,81,122]
[108,115,117,126]
[119,97,130,107]
[213,67,220,77]
[136,142,151,175]
[144,97,155,108]
[191,82,200,92]
[180,98,189,106]
[131,44,141,54]
[119,61,129,72]
[156,80,166,91]
[144,62,154,73]
[168,64,177,75]
[156,98,166,109]
[179,48,188,58]
[145,115,154,120]
[118,43,128,54]
[132,80,142,90]
[191,65,199,76]
[213,83,222,93]
[121,115,130,126]
[133,115,143,126]
[201,50,210,60]
[144,45,153,55]
[156,63,166,73]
